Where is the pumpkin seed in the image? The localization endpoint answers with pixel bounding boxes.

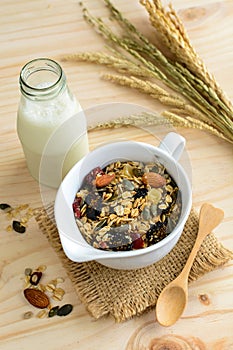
[122,179,135,191]
[12,220,26,233]
[132,168,143,177]
[150,204,158,217]
[48,306,59,318]
[142,207,150,220]
[148,188,161,204]
[57,304,73,317]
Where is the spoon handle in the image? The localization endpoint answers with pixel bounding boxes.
[178,203,224,282]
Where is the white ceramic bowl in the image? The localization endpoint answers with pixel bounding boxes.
[54,132,192,270]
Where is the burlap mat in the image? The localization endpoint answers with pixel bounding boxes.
[34,204,232,322]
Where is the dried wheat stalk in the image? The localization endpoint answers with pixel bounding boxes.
[63,0,233,143]
[140,0,233,111]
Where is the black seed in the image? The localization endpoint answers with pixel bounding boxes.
[0,203,12,211]
[48,306,59,318]
[133,188,148,199]
[57,304,73,317]
[30,271,42,286]
[12,220,26,233]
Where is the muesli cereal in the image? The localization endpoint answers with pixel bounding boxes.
[72,161,181,251]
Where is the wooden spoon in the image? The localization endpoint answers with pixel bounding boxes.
[155,203,224,327]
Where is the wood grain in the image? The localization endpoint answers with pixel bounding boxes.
[0,0,233,349]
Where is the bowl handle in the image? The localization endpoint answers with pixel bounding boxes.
[158,132,185,161]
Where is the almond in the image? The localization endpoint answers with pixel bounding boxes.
[142,172,166,188]
[24,288,50,309]
[95,174,115,188]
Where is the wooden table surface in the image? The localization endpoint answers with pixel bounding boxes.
[1,0,233,349]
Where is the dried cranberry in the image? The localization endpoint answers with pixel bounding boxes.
[73,197,82,218]
[92,167,104,178]
[83,167,103,187]
[131,233,144,249]
[74,208,81,219]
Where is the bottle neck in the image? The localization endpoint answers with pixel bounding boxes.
[19,58,66,101]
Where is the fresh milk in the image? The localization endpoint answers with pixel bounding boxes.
[17,85,89,188]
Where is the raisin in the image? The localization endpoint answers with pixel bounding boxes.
[86,207,99,220]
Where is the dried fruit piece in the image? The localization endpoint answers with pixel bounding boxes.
[95,174,115,188]
[72,196,83,219]
[83,166,103,187]
[57,304,73,316]
[131,233,144,249]
[24,288,50,309]
[12,220,26,233]
[142,172,166,188]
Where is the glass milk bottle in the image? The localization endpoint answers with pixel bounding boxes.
[17,58,89,188]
